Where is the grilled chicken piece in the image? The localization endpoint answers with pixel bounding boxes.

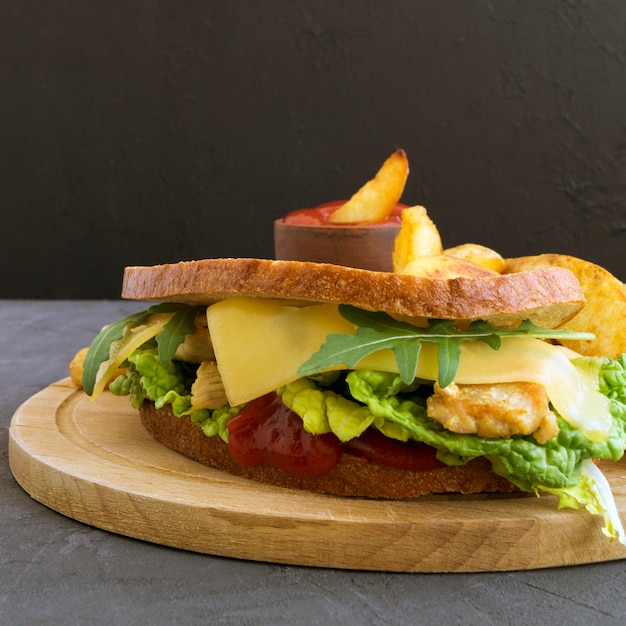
[427,381,558,444]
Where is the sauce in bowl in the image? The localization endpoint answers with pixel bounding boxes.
[274,201,405,272]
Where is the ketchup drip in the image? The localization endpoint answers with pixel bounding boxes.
[227,393,445,478]
[227,393,342,478]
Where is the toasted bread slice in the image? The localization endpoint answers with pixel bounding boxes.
[122,258,585,328]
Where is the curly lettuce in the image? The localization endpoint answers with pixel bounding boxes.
[109,347,234,442]
[542,459,626,544]
[280,355,626,542]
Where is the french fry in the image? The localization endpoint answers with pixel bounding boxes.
[328,149,409,224]
[392,205,443,273]
[505,254,626,358]
[445,243,506,274]
[69,347,89,387]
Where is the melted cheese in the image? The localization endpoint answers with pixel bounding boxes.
[206,298,611,441]
[207,298,354,406]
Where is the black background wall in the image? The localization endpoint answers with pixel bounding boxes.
[1,1,625,299]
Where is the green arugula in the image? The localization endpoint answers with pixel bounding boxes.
[297,305,595,388]
[148,303,201,363]
[81,303,201,395]
[81,311,150,395]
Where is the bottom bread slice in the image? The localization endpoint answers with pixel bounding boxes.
[139,402,520,499]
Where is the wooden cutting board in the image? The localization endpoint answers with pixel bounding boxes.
[9,379,626,572]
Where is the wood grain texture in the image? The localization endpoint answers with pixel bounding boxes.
[9,379,626,572]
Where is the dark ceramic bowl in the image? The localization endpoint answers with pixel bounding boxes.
[274,220,400,272]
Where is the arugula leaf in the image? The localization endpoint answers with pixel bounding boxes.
[297,305,596,388]
[300,323,423,384]
[82,303,202,395]
[81,311,149,395]
[150,304,201,363]
[431,327,462,388]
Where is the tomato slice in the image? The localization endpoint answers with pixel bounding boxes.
[344,428,445,471]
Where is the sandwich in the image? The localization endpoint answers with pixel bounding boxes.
[71,256,626,543]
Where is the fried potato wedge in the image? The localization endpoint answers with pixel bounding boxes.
[392,205,444,273]
[68,346,127,389]
[445,243,506,274]
[69,347,89,387]
[398,254,498,279]
[328,149,409,224]
[505,254,626,358]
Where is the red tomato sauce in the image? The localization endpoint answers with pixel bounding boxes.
[282,201,406,226]
[227,393,342,478]
[227,392,444,478]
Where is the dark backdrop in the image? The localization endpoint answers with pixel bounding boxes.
[1,1,625,299]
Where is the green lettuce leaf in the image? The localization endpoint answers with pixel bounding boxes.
[345,368,626,489]
[286,354,626,492]
[284,355,626,541]
[109,347,232,442]
[148,303,202,363]
[277,377,414,443]
[542,459,626,544]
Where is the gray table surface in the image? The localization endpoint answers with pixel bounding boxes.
[2,300,626,625]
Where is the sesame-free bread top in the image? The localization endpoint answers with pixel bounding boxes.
[121,258,585,328]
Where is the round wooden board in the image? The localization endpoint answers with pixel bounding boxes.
[8,379,626,572]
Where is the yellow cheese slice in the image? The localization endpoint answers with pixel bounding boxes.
[207,298,354,406]
[206,297,611,440]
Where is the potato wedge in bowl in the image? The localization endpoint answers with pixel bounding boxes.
[328,149,409,224]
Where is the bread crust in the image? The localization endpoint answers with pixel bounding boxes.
[122,258,584,328]
[139,402,519,499]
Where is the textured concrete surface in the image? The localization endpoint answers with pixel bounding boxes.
[2,300,626,625]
